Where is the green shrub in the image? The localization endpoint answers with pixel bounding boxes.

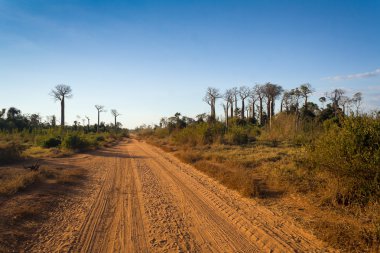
[40,136,61,148]
[306,116,380,205]
[62,134,90,150]
[95,135,105,142]
[224,126,248,145]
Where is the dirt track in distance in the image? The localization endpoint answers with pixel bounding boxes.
[28,139,334,252]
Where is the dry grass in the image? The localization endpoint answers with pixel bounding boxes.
[0,161,87,251]
[0,168,39,195]
[0,161,85,196]
[146,137,380,252]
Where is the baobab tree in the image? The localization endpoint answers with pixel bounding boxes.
[352,92,363,116]
[248,87,259,119]
[95,105,106,132]
[85,116,90,131]
[203,87,221,121]
[339,96,350,115]
[223,90,233,125]
[255,84,265,125]
[290,88,302,114]
[281,91,292,113]
[329,89,345,117]
[224,89,235,119]
[263,82,283,118]
[111,109,121,129]
[239,86,250,119]
[50,84,73,127]
[231,87,239,117]
[299,83,313,109]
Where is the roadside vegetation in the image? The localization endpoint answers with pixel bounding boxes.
[0,84,129,195]
[136,83,380,252]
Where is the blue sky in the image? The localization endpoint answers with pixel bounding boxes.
[0,0,379,128]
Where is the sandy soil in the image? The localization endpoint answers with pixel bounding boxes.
[24,139,335,252]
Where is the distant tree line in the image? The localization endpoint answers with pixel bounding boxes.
[151,83,369,134]
[203,83,365,126]
[0,84,123,132]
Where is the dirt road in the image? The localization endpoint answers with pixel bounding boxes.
[29,139,332,252]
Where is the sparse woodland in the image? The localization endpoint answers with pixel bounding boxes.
[0,85,128,194]
[136,83,380,252]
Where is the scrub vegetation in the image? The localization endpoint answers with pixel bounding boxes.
[136,83,380,252]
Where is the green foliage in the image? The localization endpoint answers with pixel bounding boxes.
[62,134,90,150]
[306,116,380,205]
[172,122,225,145]
[39,136,61,148]
[224,125,259,145]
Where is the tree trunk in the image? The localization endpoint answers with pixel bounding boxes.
[304,96,308,109]
[271,97,275,116]
[97,110,100,132]
[230,103,233,118]
[234,95,238,116]
[60,97,65,127]
[115,116,117,129]
[259,97,263,125]
[241,99,245,119]
[252,101,256,120]
[211,101,215,120]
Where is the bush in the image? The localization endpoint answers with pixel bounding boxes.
[0,143,24,164]
[95,135,105,142]
[306,116,380,205]
[40,136,61,148]
[62,134,90,150]
[224,126,248,145]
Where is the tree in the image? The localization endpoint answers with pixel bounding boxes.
[263,82,283,123]
[224,89,234,119]
[29,114,41,127]
[352,92,363,116]
[231,87,239,117]
[111,109,121,129]
[0,109,5,118]
[50,84,73,127]
[281,91,292,113]
[239,86,250,119]
[329,89,345,117]
[85,116,90,130]
[255,84,265,125]
[248,87,259,120]
[203,87,221,121]
[339,96,350,115]
[95,105,106,132]
[319,97,327,109]
[7,107,21,120]
[299,83,314,109]
[290,88,302,113]
[223,90,233,125]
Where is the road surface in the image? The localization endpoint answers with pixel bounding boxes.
[29,139,332,252]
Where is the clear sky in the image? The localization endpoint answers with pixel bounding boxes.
[1,0,379,128]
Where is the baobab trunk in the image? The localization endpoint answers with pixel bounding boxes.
[241,100,245,119]
[259,97,263,125]
[97,111,100,132]
[230,103,234,118]
[61,97,65,127]
[252,102,256,120]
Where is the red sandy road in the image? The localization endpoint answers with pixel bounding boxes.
[29,139,334,253]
